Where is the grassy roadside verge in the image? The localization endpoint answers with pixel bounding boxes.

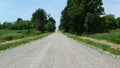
[65,33,120,55]
[0,29,43,42]
[83,29,120,44]
[0,33,51,51]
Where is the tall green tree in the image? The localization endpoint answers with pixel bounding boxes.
[0,22,1,29]
[32,8,47,32]
[59,6,71,32]
[16,18,23,23]
[45,22,55,32]
[2,22,13,29]
[117,17,120,28]
[103,14,118,29]
[59,0,105,34]
[48,17,56,31]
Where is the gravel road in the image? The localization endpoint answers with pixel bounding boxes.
[0,32,120,68]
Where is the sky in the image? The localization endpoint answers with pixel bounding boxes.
[0,0,120,27]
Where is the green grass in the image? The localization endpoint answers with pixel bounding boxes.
[65,33,120,55]
[0,33,50,51]
[0,29,42,42]
[83,29,120,44]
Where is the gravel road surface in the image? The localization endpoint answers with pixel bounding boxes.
[0,32,120,68]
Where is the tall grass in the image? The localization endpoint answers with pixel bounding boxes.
[0,29,42,42]
[0,34,24,41]
[84,29,120,44]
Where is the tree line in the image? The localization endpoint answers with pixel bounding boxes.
[0,8,56,32]
[59,0,120,34]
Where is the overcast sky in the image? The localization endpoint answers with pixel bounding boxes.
[0,0,120,27]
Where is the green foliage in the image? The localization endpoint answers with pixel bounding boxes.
[32,8,56,32]
[0,29,42,42]
[2,35,13,41]
[46,17,56,32]
[117,17,120,28]
[1,34,24,41]
[1,19,35,31]
[59,0,105,34]
[84,29,120,44]
[1,22,13,29]
[48,17,56,24]
[0,8,56,33]
[16,18,23,23]
[103,14,118,29]
[0,23,1,29]
[45,22,55,32]
[32,8,47,32]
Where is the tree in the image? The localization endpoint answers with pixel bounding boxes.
[117,17,120,28]
[45,22,55,32]
[59,0,105,34]
[2,22,13,29]
[59,6,71,33]
[12,20,34,31]
[32,8,47,32]
[22,20,34,32]
[48,17,56,24]
[103,14,118,29]
[48,17,56,31]
[16,18,23,23]
[0,22,1,29]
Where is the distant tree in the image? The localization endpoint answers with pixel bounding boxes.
[21,20,34,32]
[47,14,51,18]
[16,18,23,23]
[12,20,34,31]
[12,23,19,30]
[45,17,56,32]
[0,22,1,29]
[2,22,13,29]
[117,17,120,28]
[48,17,56,31]
[45,22,55,32]
[32,8,47,32]
[103,14,118,29]
[59,6,71,32]
[48,17,56,24]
